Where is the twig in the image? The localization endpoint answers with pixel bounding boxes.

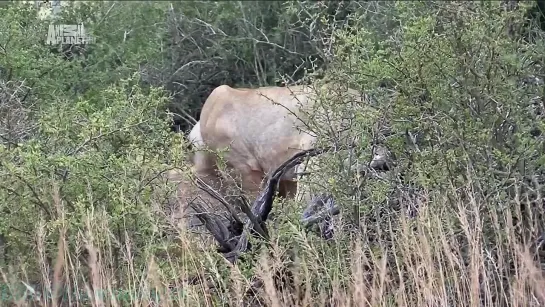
[194,177,244,227]
[11,173,51,218]
[70,121,148,155]
[190,200,236,253]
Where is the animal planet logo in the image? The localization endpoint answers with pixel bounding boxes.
[46,24,95,45]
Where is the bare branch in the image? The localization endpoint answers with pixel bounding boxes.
[190,200,236,253]
[69,121,149,156]
[194,177,244,227]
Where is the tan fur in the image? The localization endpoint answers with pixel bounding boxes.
[194,84,374,201]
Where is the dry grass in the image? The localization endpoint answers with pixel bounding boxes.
[0,182,543,307]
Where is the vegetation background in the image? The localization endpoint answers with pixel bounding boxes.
[1,1,545,306]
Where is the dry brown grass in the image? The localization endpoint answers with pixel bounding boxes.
[0,182,543,307]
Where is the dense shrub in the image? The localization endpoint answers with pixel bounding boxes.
[0,1,544,306]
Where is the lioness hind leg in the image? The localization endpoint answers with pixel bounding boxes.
[191,150,223,191]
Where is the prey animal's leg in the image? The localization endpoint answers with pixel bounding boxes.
[301,194,340,240]
[240,169,266,201]
[278,180,298,199]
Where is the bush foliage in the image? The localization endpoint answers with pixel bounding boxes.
[0,1,544,306]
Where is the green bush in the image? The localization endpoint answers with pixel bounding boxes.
[1,1,545,306]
